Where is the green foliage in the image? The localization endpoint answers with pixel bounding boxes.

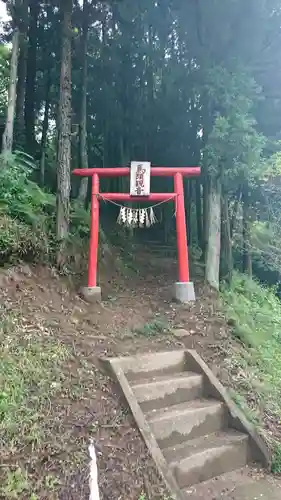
[250,222,281,277]
[0,307,68,498]
[221,272,281,346]
[229,390,260,426]
[70,202,90,238]
[138,495,172,500]
[204,67,265,185]
[0,152,92,265]
[0,152,55,262]
[0,151,55,224]
[2,0,281,490]
[2,0,281,282]
[247,149,281,278]
[272,443,281,474]
[133,318,170,337]
[263,148,281,178]
[222,273,281,467]
[0,44,9,117]
[0,214,49,264]
[1,152,52,213]
[1,468,30,499]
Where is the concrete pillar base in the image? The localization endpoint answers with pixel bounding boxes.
[80,286,101,303]
[173,281,195,303]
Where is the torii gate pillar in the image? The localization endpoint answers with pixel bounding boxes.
[73,165,201,303]
[173,171,196,303]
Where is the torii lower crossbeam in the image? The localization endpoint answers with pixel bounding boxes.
[73,165,201,303]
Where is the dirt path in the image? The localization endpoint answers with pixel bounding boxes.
[0,255,275,499]
[1,255,228,366]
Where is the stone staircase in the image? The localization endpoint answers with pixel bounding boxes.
[101,350,270,500]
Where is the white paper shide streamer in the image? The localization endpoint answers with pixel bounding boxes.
[89,441,100,500]
[117,206,157,228]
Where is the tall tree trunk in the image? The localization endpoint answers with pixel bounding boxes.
[25,0,39,152]
[146,24,154,157]
[78,0,90,204]
[220,192,233,284]
[201,92,213,264]
[56,0,72,267]
[40,69,51,187]
[242,183,252,277]
[230,188,241,239]
[185,179,192,244]
[195,178,203,249]
[206,177,221,290]
[101,11,108,171]
[15,0,28,147]
[202,174,210,262]
[2,28,20,153]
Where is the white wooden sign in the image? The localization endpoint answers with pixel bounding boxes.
[130,161,151,196]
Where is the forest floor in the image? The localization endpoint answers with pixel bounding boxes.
[0,250,280,500]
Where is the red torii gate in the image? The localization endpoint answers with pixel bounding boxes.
[73,165,200,302]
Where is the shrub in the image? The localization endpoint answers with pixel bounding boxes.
[0,151,55,226]
[0,152,55,263]
[0,215,50,264]
[0,151,93,265]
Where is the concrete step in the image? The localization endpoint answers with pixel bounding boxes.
[104,350,270,499]
[131,372,203,412]
[162,430,248,463]
[147,400,226,449]
[165,431,248,489]
[182,468,281,499]
[120,350,186,383]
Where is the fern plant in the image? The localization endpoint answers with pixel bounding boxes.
[0,151,55,263]
[0,150,92,264]
[0,151,55,226]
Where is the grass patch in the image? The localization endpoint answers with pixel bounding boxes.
[272,443,281,474]
[221,272,281,471]
[138,495,172,500]
[229,390,260,426]
[133,318,170,337]
[222,273,281,346]
[0,304,87,499]
[1,324,68,447]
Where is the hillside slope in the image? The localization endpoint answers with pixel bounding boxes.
[1,254,281,499]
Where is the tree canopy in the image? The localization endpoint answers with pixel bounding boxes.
[1,0,281,286]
